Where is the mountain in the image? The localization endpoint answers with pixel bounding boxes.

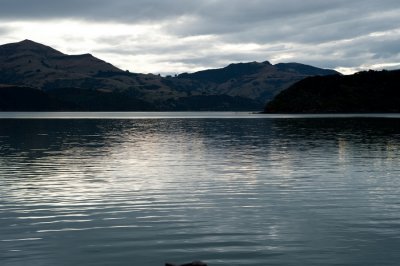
[0,40,186,110]
[0,40,339,111]
[0,39,120,85]
[264,70,400,113]
[172,61,338,103]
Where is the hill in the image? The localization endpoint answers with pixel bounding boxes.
[0,40,339,111]
[0,85,72,111]
[173,61,338,103]
[264,70,400,113]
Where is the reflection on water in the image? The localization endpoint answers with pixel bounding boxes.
[1,116,400,266]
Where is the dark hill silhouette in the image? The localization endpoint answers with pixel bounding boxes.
[264,70,400,113]
[0,85,72,111]
[0,40,339,111]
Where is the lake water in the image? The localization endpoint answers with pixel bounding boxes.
[1,112,400,266]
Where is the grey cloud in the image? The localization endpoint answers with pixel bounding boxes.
[330,33,400,61]
[1,0,399,26]
[273,32,400,71]
[2,0,400,46]
[0,0,197,22]
[165,1,400,44]
[93,39,210,56]
[369,38,400,60]
[2,0,400,73]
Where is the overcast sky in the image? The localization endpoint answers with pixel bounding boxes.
[1,0,400,75]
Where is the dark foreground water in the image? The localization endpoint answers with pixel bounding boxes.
[1,112,400,266]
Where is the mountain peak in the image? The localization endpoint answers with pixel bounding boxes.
[0,39,64,57]
[0,39,121,75]
[20,39,38,45]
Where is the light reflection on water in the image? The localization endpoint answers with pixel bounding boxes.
[1,115,400,266]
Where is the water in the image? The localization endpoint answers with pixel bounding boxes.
[1,112,400,266]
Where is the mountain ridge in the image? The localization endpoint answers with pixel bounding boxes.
[0,39,340,111]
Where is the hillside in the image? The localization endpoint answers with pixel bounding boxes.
[173,61,338,103]
[264,70,400,113]
[0,39,120,86]
[0,85,72,111]
[0,40,339,111]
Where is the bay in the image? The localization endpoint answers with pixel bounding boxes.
[1,112,400,266]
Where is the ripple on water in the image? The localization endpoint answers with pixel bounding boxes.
[1,117,400,265]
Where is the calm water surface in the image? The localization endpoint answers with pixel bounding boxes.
[1,112,400,266]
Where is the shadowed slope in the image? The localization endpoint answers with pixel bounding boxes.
[264,70,400,113]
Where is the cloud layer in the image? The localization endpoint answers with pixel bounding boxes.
[1,0,400,74]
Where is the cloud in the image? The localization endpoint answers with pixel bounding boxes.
[0,0,197,22]
[1,0,400,74]
[0,25,12,35]
[2,1,399,32]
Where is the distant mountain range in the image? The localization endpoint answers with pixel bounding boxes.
[0,40,339,111]
[264,70,400,113]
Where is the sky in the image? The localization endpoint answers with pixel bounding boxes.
[1,0,400,75]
